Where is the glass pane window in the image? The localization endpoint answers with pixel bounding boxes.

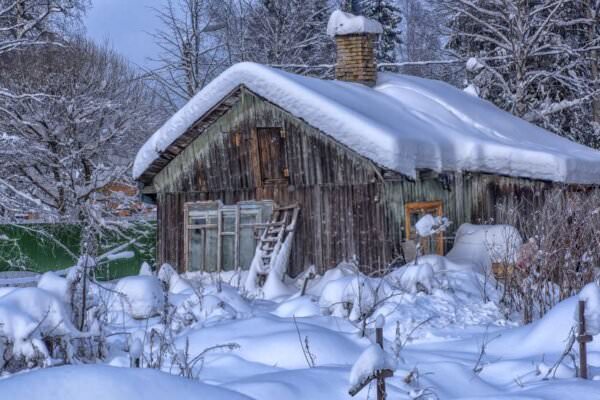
[185,200,274,272]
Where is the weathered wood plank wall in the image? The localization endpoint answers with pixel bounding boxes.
[152,88,553,275]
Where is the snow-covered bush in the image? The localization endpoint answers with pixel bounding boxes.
[0,288,80,371]
[494,188,600,322]
[110,276,165,319]
[447,223,522,273]
[319,274,392,323]
[389,262,437,294]
[37,271,69,303]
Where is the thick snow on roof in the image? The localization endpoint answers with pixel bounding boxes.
[133,62,600,184]
[326,10,383,37]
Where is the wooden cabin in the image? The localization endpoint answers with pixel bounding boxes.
[133,13,600,277]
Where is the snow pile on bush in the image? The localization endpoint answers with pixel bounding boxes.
[170,284,250,331]
[0,288,80,370]
[110,276,165,319]
[389,262,437,294]
[349,344,395,390]
[447,223,523,272]
[319,274,391,321]
[37,271,69,303]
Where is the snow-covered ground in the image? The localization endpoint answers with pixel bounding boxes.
[1,254,600,399]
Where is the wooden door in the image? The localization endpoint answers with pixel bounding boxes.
[256,127,288,184]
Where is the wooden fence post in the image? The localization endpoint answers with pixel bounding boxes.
[376,321,386,400]
[349,317,393,399]
[577,300,593,379]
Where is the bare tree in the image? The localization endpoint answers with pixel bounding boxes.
[0,37,161,239]
[440,0,600,147]
[147,0,230,109]
[0,0,86,56]
[243,0,334,77]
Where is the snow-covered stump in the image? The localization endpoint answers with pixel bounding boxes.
[349,316,394,400]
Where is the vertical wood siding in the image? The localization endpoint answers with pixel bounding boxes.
[152,88,554,275]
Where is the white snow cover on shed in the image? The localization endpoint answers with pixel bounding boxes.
[133,62,600,184]
[326,10,383,36]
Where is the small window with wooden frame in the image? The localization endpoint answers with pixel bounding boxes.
[405,201,444,255]
[184,200,274,272]
[251,127,289,185]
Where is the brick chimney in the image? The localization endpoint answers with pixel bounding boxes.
[327,10,382,87]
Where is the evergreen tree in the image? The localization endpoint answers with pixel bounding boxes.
[359,0,403,64]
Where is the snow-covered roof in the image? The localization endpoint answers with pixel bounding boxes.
[326,10,383,37]
[133,62,600,185]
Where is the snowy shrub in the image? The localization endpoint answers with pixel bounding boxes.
[447,223,522,273]
[139,262,154,276]
[171,294,238,332]
[37,271,69,303]
[319,275,392,323]
[306,261,359,296]
[0,288,80,371]
[389,263,437,294]
[170,274,194,295]
[170,283,250,332]
[495,188,600,322]
[158,263,178,285]
[110,276,165,319]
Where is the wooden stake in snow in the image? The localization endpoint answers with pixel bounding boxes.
[375,320,387,400]
[577,300,593,379]
[349,316,393,400]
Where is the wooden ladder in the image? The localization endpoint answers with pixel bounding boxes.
[257,203,300,276]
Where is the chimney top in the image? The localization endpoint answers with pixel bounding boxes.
[328,10,381,87]
[327,10,382,37]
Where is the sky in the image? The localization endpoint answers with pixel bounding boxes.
[85,0,163,68]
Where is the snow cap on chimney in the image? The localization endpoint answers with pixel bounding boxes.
[327,10,382,87]
[327,10,383,37]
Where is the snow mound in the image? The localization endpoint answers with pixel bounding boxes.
[133,62,600,185]
[390,262,437,294]
[414,214,449,237]
[0,365,252,400]
[111,276,165,319]
[577,282,600,336]
[349,344,395,389]
[0,288,79,368]
[272,295,321,318]
[37,271,69,303]
[306,261,359,296]
[447,223,523,272]
[139,262,153,276]
[327,10,383,36]
[319,275,391,321]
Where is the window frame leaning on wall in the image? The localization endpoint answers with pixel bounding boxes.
[404,200,444,255]
[183,200,274,272]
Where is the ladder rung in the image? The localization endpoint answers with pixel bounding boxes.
[274,204,299,211]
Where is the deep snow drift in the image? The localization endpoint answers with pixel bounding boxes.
[1,256,600,399]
